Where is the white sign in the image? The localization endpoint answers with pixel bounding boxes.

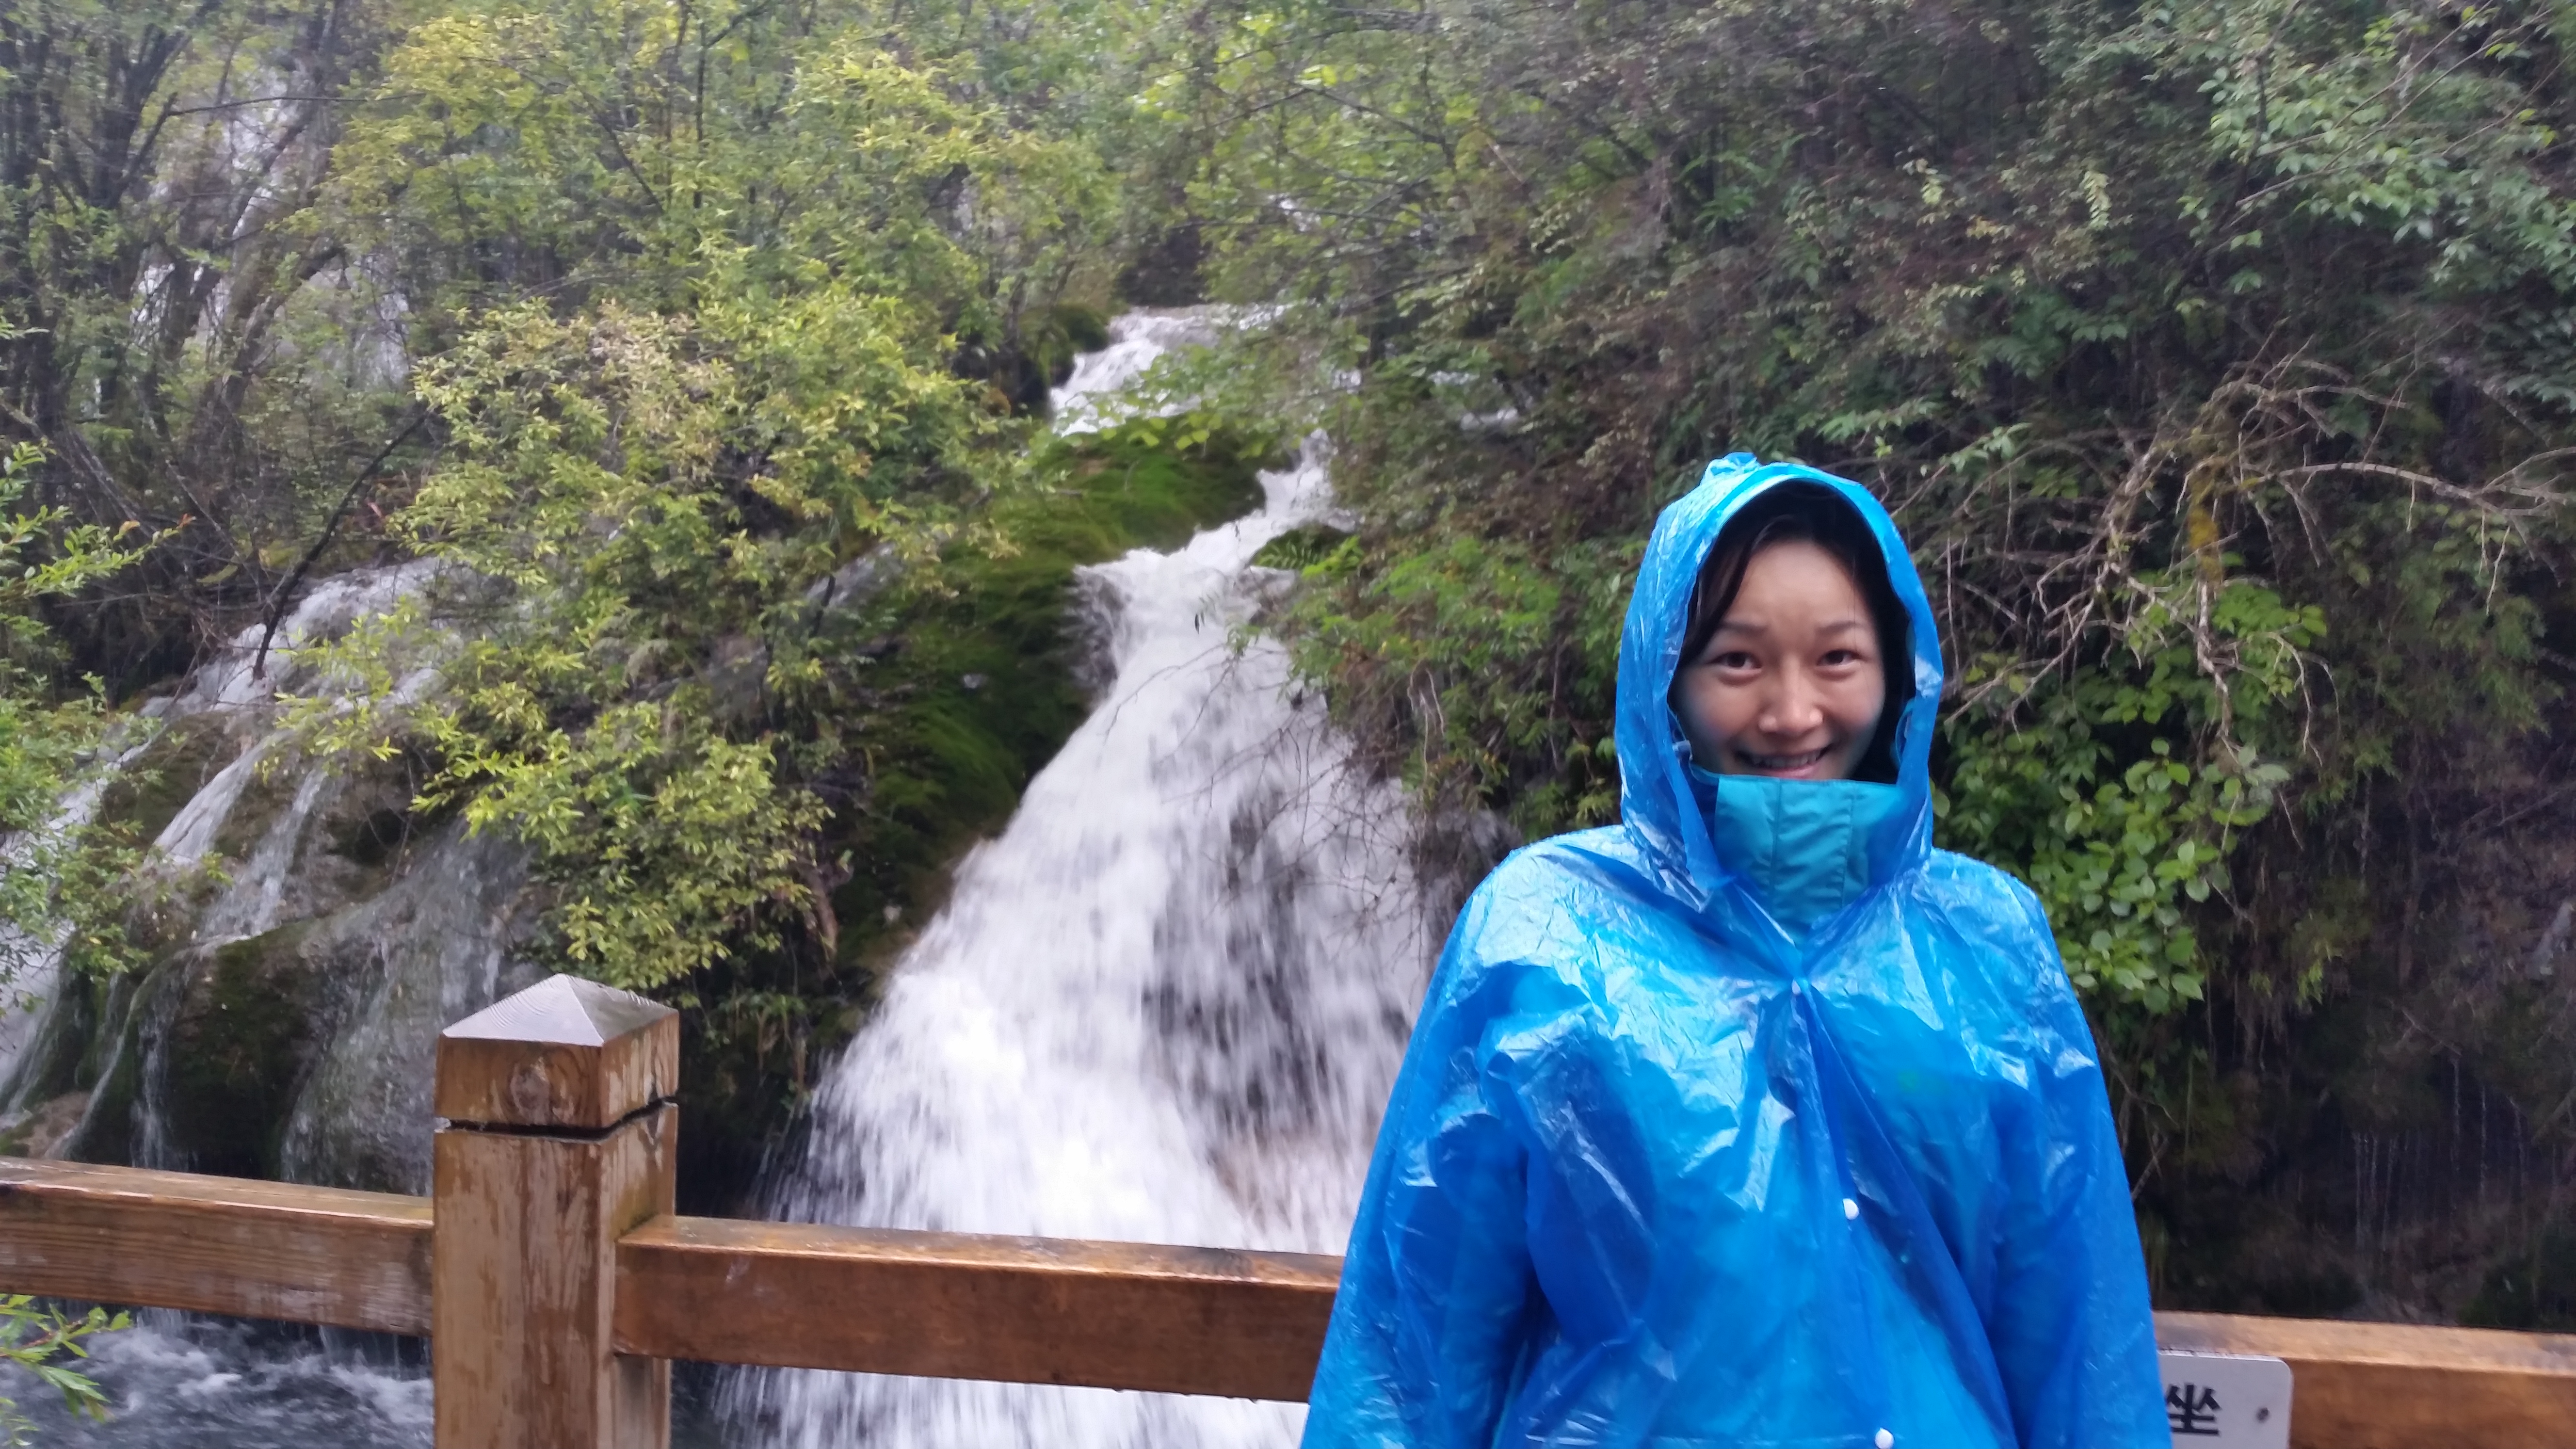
[2158,1348,2292,1449]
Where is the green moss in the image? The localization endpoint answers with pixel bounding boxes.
[93,714,236,847]
[828,421,1269,958]
[159,922,326,1179]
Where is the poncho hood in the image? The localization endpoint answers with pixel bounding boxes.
[1616,452,1943,914]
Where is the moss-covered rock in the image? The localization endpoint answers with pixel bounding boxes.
[55,968,152,1167]
[39,770,528,1192]
[94,712,245,847]
[157,921,334,1179]
[0,1091,86,1157]
[274,819,539,1194]
[0,965,100,1114]
[821,421,1271,968]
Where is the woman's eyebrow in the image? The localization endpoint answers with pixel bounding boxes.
[1715,615,1869,636]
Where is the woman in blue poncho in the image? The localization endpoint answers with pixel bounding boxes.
[1304,456,2171,1449]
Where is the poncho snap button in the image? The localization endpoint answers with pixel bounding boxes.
[1843,1197,1859,1221]
[1875,1431,1894,1449]
[1789,981,1803,997]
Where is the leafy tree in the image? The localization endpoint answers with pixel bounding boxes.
[0,0,414,677]
[298,32,1105,989]
[1171,0,2576,1304]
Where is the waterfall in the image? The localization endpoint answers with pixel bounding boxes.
[0,311,1433,1447]
[727,311,1434,1449]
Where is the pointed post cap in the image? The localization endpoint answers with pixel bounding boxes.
[436,974,678,1131]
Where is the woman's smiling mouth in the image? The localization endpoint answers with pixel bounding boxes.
[1733,744,1834,773]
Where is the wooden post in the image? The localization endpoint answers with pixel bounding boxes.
[433,974,678,1449]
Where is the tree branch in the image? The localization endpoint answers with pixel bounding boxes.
[253,407,431,681]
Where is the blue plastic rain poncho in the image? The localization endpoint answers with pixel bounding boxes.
[1304,456,2170,1449]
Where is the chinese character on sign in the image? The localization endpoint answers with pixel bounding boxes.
[2167,1381,2222,1437]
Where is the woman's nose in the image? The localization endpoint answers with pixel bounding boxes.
[1762,677,1825,736]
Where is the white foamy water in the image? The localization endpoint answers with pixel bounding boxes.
[1046,309,1225,434]
[728,311,1433,1449]
[2,1320,434,1449]
[164,557,445,718]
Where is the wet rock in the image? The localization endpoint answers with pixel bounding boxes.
[155,921,336,1179]
[275,820,538,1193]
[0,1090,88,1157]
[706,634,772,724]
[41,818,538,1191]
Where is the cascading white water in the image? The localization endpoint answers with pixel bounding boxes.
[728,311,1435,1449]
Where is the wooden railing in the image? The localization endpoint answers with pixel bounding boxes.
[2,973,2572,1448]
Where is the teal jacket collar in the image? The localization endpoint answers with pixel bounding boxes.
[1687,764,1908,939]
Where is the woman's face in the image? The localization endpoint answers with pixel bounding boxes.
[1674,540,1888,781]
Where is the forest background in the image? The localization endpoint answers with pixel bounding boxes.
[4,0,2575,1334]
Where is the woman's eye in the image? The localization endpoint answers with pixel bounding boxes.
[1820,649,1860,666]
[1711,651,1758,671]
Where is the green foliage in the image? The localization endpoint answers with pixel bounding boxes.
[1193,0,2572,976]
[1278,516,1635,839]
[293,286,984,988]
[332,4,1114,354]
[0,1298,127,1445]
[1287,532,1561,795]
[1939,578,2318,1011]
[1249,523,1348,570]
[284,16,1127,989]
[1169,3,2576,1296]
[0,0,423,663]
[1941,688,2273,1013]
[0,441,153,994]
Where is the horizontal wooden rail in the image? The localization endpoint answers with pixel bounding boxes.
[2160,1310,2576,1449]
[612,1215,1338,1398]
[0,1158,431,1335]
[9,1156,2576,1446]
